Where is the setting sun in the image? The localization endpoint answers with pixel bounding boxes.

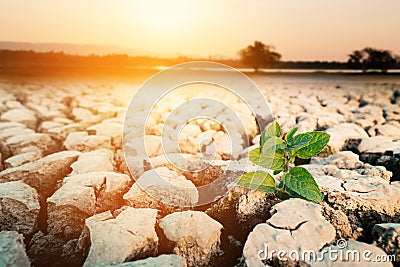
[131,0,195,35]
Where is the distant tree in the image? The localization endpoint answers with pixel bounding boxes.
[347,47,397,73]
[239,41,281,72]
[348,50,366,72]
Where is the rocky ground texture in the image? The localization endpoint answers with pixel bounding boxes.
[0,78,399,266]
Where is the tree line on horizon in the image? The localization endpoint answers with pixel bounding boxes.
[0,42,399,73]
[239,41,400,73]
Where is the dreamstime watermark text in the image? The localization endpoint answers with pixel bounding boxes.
[257,239,397,263]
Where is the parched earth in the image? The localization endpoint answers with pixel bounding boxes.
[0,77,399,267]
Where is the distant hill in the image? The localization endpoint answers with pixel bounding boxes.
[0,41,144,56]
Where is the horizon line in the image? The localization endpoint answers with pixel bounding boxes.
[0,48,358,63]
[3,40,399,62]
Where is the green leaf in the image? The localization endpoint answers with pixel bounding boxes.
[277,179,284,189]
[286,187,306,199]
[283,167,322,202]
[249,147,262,165]
[292,132,330,159]
[273,170,282,175]
[236,171,276,193]
[262,136,286,153]
[259,131,268,148]
[286,133,313,152]
[276,189,290,200]
[285,127,298,143]
[265,122,282,138]
[249,147,286,171]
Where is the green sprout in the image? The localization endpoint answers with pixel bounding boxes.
[236,122,330,202]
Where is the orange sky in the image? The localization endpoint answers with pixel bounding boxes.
[1,0,399,60]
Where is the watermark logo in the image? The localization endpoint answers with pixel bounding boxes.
[336,238,348,249]
[123,61,273,207]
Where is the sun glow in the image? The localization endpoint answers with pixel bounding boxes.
[132,0,195,35]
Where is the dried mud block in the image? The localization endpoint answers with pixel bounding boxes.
[159,211,223,266]
[47,171,131,239]
[0,108,37,129]
[64,132,112,152]
[243,199,335,266]
[83,208,158,266]
[70,149,114,175]
[0,181,40,235]
[0,231,30,267]
[123,167,198,215]
[0,151,80,199]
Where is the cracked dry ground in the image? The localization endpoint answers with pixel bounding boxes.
[0,77,399,267]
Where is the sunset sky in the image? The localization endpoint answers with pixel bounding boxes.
[1,0,399,60]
